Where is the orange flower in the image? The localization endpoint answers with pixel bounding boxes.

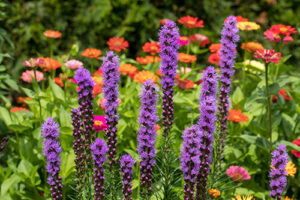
[107,37,129,52]
[54,77,64,87]
[92,85,102,98]
[178,16,204,29]
[159,18,170,25]
[208,189,221,198]
[241,42,264,53]
[175,75,194,90]
[142,42,160,55]
[39,57,61,71]
[225,16,248,22]
[82,48,102,59]
[133,70,159,84]
[93,68,103,77]
[17,97,31,107]
[136,56,161,65]
[155,124,161,132]
[156,69,162,77]
[119,64,137,76]
[228,109,248,122]
[43,30,62,39]
[178,53,197,63]
[208,53,221,66]
[10,107,29,112]
[209,43,221,53]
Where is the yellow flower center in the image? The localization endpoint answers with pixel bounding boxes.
[187,20,196,25]
[94,120,103,126]
[280,27,288,32]
[233,174,242,180]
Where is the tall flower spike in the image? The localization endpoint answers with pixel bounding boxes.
[180,125,201,200]
[120,154,136,200]
[74,68,95,167]
[196,66,218,200]
[41,118,63,200]
[137,79,158,197]
[71,109,86,187]
[91,138,108,200]
[217,16,239,162]
[269,145,288,200]
[102,51,120,165]
[159,20,180,137]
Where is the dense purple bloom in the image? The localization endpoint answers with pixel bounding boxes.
[71,109,86,185]
[91,138,108,200]
[74,68,95,166]
[196,66,218,199]
[159,20,179,137]
[120,154,136,200]
[180,125,201,200]
[137,79,158,196]
[217,16,239,160]
[102,51,120,165]
[269,145,288,200]
[41,117,63,200]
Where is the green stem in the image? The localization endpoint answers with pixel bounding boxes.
[265,64,272,152]
[91,59,94,74]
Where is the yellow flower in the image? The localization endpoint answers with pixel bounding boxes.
[284,196,294,200]
[286,161,297,177]
[208,189,221,198]
[237,22,260,31]
[232,194,255,200]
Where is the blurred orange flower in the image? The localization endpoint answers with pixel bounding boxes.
[228,109,248,122]
[208,189,221,198]
[11,107,29,112]
[107,37,129,52]
[209,43,221,53]
[38,57,61,71]
[208,53,221,66]
[54,77,64,87]
[133,70,159,84]
[17,97,31,107]
[92,85,102,98]
[82,48,102,59]
[175,76,194,90]
[159,18,171,25]
[119,64,137,77]
[241,42,264,53]
[178,16,204,29]
[43,30,62,39]
[142,42,160,55]
[136,56,161,65]
[178,53,197,63]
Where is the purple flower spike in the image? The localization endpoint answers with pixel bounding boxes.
[159,20,179,137]
[74,68,95,166]
[102,51,120,165]
[196,66,218,199]
[91,138,108,200]
[269,145,288,200]
[120,154,136,200]
[180,125,201,200]
[217,16,239,161]
[41,117,63,200]
[137,79,158,196]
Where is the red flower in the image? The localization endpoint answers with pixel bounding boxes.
[228,109,248,122]
[10,107,29,112]
[54,77,64,87]
[278,89,293,100]
[254,49,282,63]
[175,76,194,90]
[159,18,171,25]
[291,138,300,158]
[190,34,210,47]
[43,30,62,39]
[107,37,129,52]
[208,53,221,66]
[142,42,160,55]
[270,24,297,36]
[82,48,102,59]
[136,56,161,65]
[178,16,204,29]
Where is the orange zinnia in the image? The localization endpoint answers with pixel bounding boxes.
[10,107,29,112]
[178,53,197,63]
[241,42,264,53]
[39,57,62,71]
[208,53,221,66]
[119,64,137,76]
[43,30,62,39]
[228,109,248,122]
[133,70,159,84]
[107,37,129,52]
[209,43,221,53]
[54,77,64,87]
[82,48,102,59]
[159,18,171,25]
[142,42,160,55]
[136,56,161,65]
[176,77,194,90]
[178,16,204,29]
[17,97,31,107]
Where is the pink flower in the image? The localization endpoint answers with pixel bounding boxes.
[179,36,189,46]
[190,34,210,47]
[23,58,44,68]
[21,70,44,83]
[99,98,121,111]
[93,115,108,132]
[264,30,281,42]
[226,166,251,182]
[283,35,293,44]
[64,59,83,70]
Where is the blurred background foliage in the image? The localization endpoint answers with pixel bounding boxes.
[1,0,300,78]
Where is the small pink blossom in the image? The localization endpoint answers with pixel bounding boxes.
[179,36,189,46]
[21,70,44,83]
[226,166,251,182]
[93,115,108,132]
[99,98,121,111]
[264,30,281,42]
[23,58,44,68]
[64,59,83,70]
[283,35,293,44]
[190,34,210,47]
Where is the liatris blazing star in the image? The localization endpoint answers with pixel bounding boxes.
[137,79,158,197]
[269,145,288,200]
[159,20,179,137]
[180,125,201,200]
[90,138,108,200]
[102,51,120,165]
[41,118,63,200]
[71,109,86,185]
[217,15,239,161]
[196,66,218,200]
[120,154,136,200]
[74,68,95,166]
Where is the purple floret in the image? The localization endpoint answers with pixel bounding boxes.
[120,154,136,200]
